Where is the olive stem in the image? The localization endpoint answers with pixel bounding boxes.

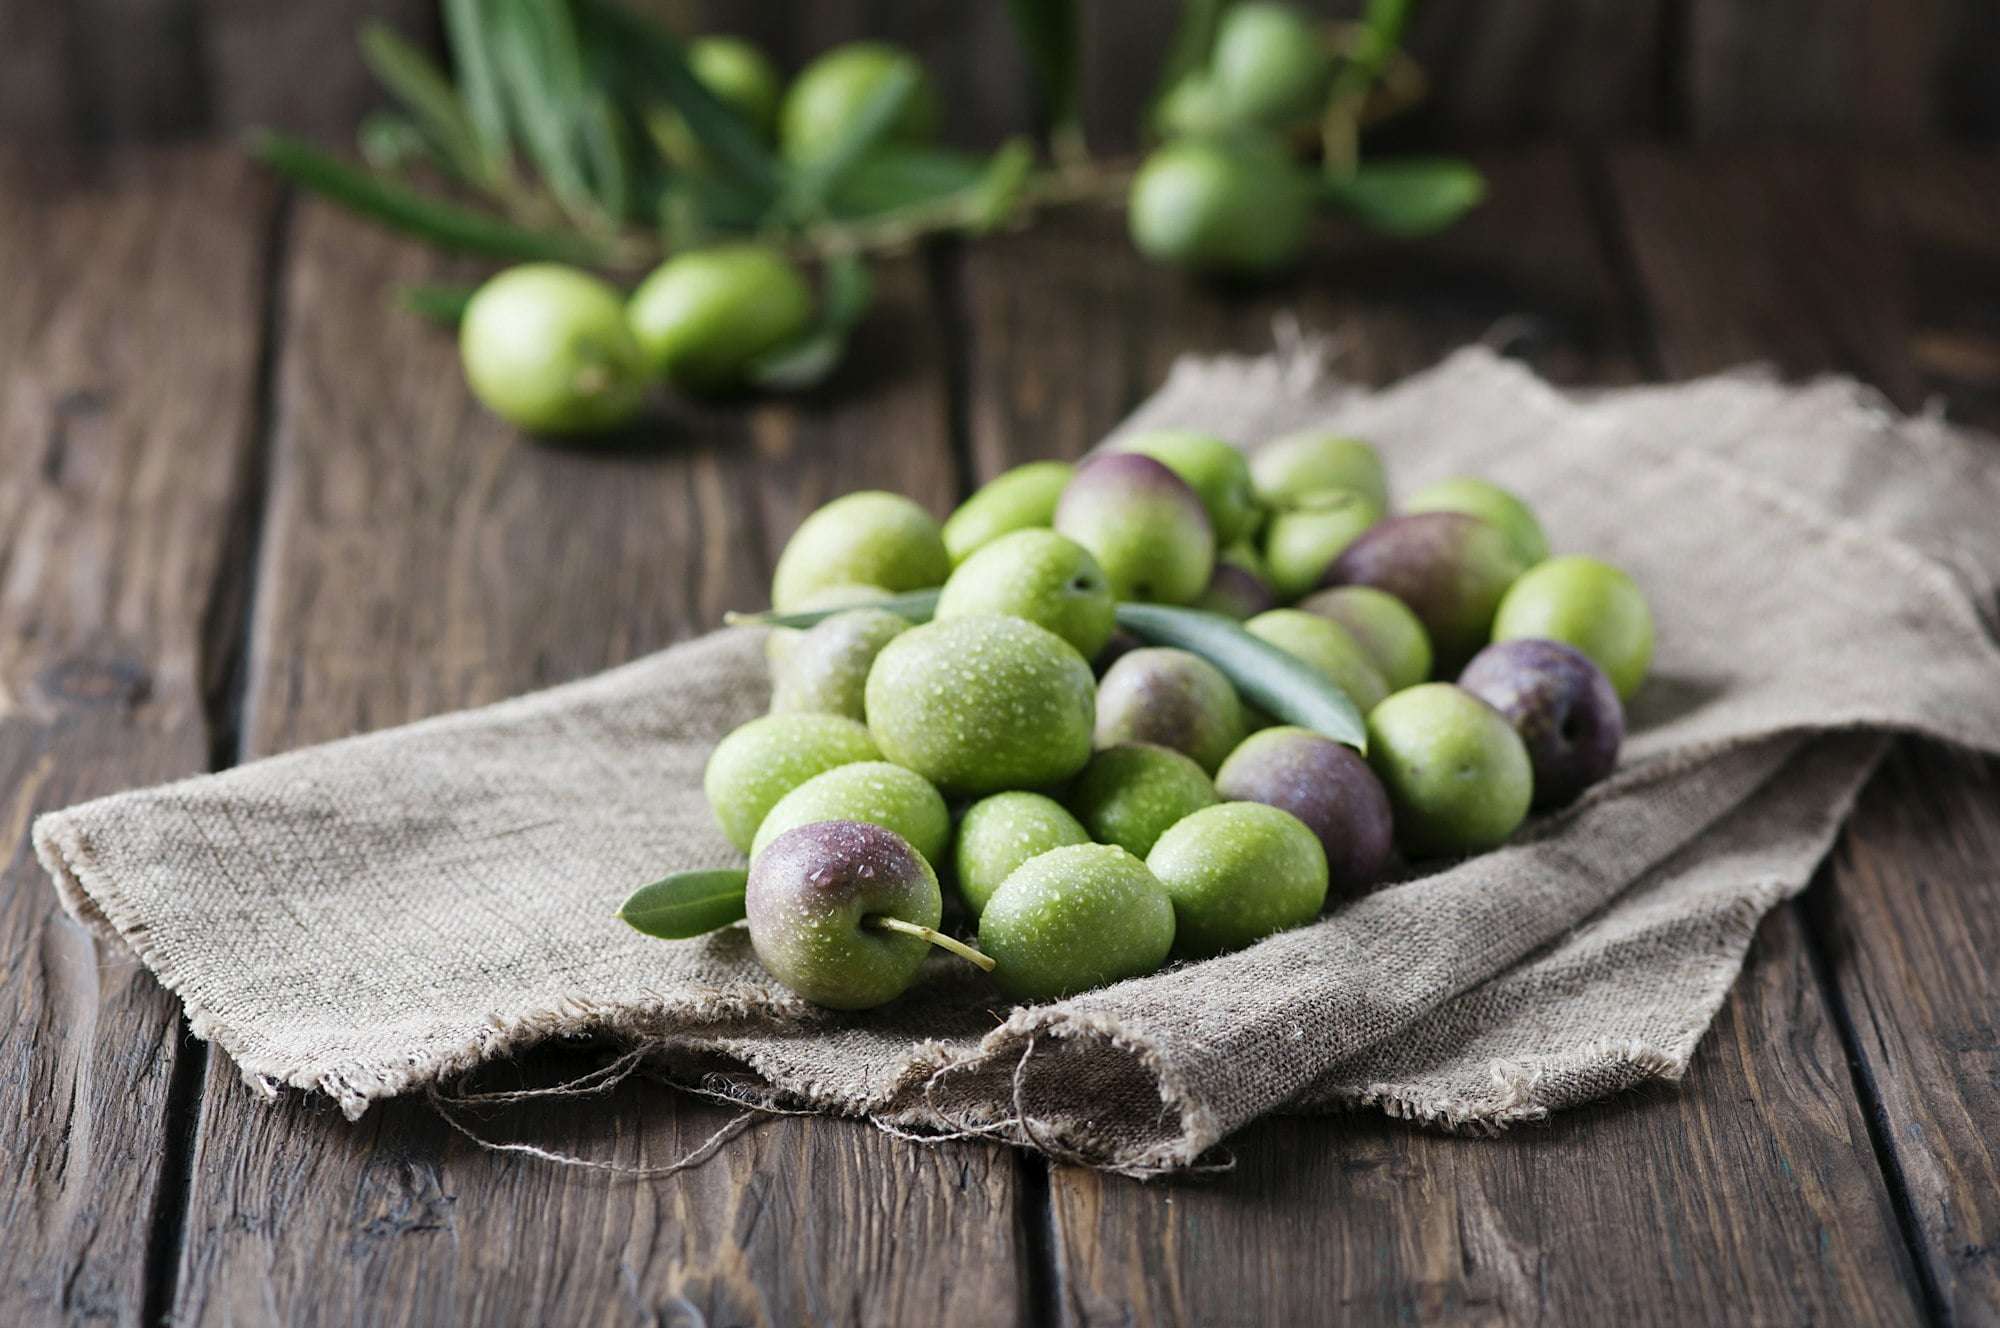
[866,916,997,972]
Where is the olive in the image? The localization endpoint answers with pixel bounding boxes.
[627,244,814,394]
[688,36,783,137]
[458,264,648,434]
[1127,136,1313,275]
[1210,3,1333,127]
[780,42,939,165]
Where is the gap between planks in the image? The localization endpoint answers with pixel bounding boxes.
[138,183,300,1328]
[920,231,1070,1324]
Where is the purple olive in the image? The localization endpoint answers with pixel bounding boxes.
[1213,726,1394,893]
[1324,511,1527,674]
[746,820,943,1009]
[1095,647,1248,773]
[1458,638,1624,809]
[1192,558,1279,620]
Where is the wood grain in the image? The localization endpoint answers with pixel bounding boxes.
[1685,0,1960,139]
[7,1,2000,148]
[1049,911,1924,1327]
[957,148,1929,1326]
[1608,145,2000,1326]
[165,199,1022,1328]
[195,0,436,141]
[958,146,1637,478]
[0,148,275,1327]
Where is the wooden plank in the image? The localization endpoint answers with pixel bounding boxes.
[0,148,276,1327]
[1075,1,1669,156]
[959,145,1638,478]
[1683,0,1958,139]
[167,200,1023,1327]
[1810,747,2000,1324]
[195,0,436,140]
[0,4,76,142]
[1823,154,2000,1325]
[957,147,1929,1326]
[1050,909,1923,1327]
[1610,145,2000,1326]
[66,0,210,140]
[1403,0,1668,142]
[1606,147,1921,399]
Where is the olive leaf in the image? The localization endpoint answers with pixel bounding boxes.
[359,21,496,187]
[1005,0,1083,156]
[1113,603,1367,750]
[1321,157,1486,237]
[491,0,599,224]
[827,147,990,217]
[572,0,782,204]
[250,131,610,264]
[397,282,478,326]
[961,138,1037,232]
[744,256,876,393]
[618,868,749,940]
[725,587,942,629]
[441,0,513,182]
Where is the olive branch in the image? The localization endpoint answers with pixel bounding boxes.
[253,0,1483,393]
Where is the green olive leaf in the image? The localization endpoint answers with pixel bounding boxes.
[1320,157,1486,237]
[1005,0,1082,149]
[618,868,749,940]
[249,131,611,264]
[725,587,941,629]
[826,147,990,217]
[572,0,782,204]
[1113,602,1368,751]
[441,0,513,181]
[490,0,598,225]
[963,138,1037,232]
[359,21,496,187]
[397,283,478,326]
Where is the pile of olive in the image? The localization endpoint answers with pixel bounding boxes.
[623,427,1654,1012]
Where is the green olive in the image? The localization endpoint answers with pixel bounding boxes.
[458,264,648,435]
[780,42,939,165]
[688,36,783,137]
[627,244,814,394]
[1210,3,1332,127]
[1127,137,1313,275]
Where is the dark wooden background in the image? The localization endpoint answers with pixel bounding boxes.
[3,0,1998,152]
[4,4,1999,1327]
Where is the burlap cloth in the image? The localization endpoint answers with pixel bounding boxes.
[36,346,2000,1175]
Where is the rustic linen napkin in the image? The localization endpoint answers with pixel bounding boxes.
[37,347,2000,1175]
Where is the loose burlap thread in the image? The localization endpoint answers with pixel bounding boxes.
[36,346,2000,1175]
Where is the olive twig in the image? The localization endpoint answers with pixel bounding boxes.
[866,916,997,972]
[795,160,1136,261]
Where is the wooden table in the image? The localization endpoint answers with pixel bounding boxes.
[4,144,1996,1328]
